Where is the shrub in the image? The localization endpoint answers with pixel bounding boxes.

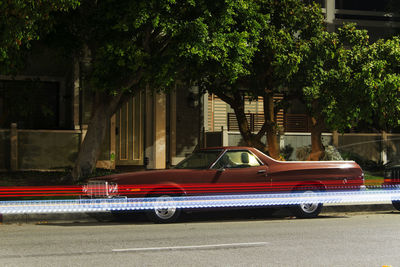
[296,146,312,161]
[339,150,384,171]
[281,145,294,161]
[296,145,343,161]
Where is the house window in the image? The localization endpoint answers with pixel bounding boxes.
[335,0,391,12]
[284,114,311,132]
[227,113,265,132]
[0,80,60,129]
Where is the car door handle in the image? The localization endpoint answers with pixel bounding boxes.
[257,170,266,174]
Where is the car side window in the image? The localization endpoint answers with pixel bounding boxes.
[213,151,261,169]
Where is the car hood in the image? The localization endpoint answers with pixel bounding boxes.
[89,169,197,185]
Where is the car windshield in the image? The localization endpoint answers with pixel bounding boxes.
[174,150,223,169]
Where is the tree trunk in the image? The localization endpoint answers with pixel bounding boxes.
[215,91,267,152]
[264,92,280,159]
[71,90,127,181]
[309,116,325,161]
[215,90,280,158]
[233,102,267,152]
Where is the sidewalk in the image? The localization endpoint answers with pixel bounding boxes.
[0,202,396,224]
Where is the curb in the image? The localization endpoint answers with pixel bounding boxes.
[323,204,395,213]
[0,212,107,224]
[0,203,396,224]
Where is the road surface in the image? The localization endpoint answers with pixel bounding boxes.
[1,210,399,266]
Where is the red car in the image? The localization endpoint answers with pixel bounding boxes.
[83,147,364,223]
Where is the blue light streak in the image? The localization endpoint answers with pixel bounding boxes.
[1,188,400,214]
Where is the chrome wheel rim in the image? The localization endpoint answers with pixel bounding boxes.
[154,195,176,220]
[299,190,319,213]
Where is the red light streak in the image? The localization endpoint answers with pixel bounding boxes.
[0,186,82,198]
[0,180,364,199]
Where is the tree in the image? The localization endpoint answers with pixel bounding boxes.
[182,0,325,159]
[0,0,79,74]
[287,24,369,160]
[42,0,273,180]
[293,23,400,160]
[351,36,400,131]
[179,0,273,153]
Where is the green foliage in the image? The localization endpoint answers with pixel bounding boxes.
[179,0,269,88]
[179,0,326,155]
[44,0,273,96]
[352,37,400,130]
[290,24,370,132]
[293,21,400,133]
[5,0,400,169]
[0,0,79,74]
[185,0,325,98]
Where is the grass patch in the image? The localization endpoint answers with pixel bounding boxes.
[364,172,384,186]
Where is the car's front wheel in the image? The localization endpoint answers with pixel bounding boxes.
[290,189,323,218]
[392,200,400,211]
[146,194,181,223]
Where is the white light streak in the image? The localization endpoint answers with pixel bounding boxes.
[0,188,400,214]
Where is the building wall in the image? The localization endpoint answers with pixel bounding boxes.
[326,0,400,39]
[17,130,80,170]
[0,130,10,170]
[2,42,76,130]
[175,86,201,158]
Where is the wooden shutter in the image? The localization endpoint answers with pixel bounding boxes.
[208,94,227,131]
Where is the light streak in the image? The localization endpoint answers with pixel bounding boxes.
[0,188,400,214]
[0,181,365,198]
[0,185,82,197]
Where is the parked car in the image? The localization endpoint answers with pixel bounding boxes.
[383,163,400,211]
[83,146,364,223]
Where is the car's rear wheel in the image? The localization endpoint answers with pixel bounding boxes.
[146,194,181,223]
[392,200,400,211]
[290,188,323,218]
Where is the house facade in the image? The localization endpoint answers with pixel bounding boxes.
[0,44,201,171]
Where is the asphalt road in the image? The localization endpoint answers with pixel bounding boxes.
[1,210,399,267]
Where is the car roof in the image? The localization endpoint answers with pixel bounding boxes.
[199,146,255,151]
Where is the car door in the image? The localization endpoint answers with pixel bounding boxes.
[203,150,270,194]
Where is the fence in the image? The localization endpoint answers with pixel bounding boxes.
[0,130,10,170]
[0,123,115,171]
[1,123,81,171]
[204,129,400,163]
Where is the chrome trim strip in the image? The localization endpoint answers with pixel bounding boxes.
[209,150,228,169]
